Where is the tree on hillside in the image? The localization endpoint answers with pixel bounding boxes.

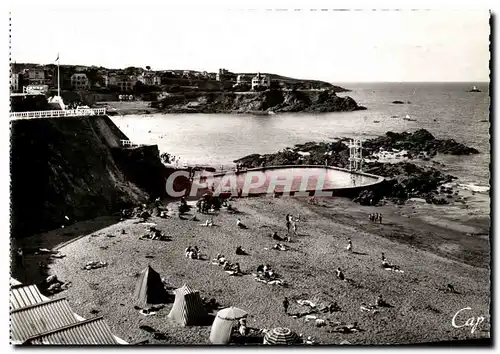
[146,65,151,71]
[124,66,143,76]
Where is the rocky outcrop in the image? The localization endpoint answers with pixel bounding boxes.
[151,89,365,114]
[363,129,480,156]
[10,116,170,237]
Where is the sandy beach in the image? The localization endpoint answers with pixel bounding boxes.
[12,196,490,345]
[94,101,159,116]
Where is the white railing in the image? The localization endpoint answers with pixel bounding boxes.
[10,108,107,120]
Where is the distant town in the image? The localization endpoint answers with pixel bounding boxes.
[10,63,338,100]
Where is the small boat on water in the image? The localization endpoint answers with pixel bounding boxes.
[468,85,481,92]
[373,120,380,123]
[403,114,417,122]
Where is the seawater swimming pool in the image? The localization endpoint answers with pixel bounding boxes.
[187,166,384,197]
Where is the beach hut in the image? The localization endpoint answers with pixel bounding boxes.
[209,307,248,345]
[168,284,208,326]
[263,327,301,345]
[134,265,169,308]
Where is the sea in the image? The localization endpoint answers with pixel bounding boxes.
[111,82,491,215]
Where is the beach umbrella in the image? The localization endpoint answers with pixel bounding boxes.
[263,327,301,345]
[217,307,248,321]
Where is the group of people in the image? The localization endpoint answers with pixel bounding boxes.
[256,264,276,280]
[368,213,383,224]
[212,254,242,275]
[197,199,212,214]
[140,226,170,241]
[185,246,202,260]
[285,214,299,236]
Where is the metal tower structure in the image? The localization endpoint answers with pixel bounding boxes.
[348,139,363,172]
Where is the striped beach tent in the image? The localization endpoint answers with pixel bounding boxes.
[167,284,208,326]
[209,307,248,344]
[134,265,169,308]
[263,327,301,345]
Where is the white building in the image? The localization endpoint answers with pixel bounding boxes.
[138,72,162,86]
[10,73,20,92]
[71,73,90,90]
[23,84,49,95]
[251,73,271,90]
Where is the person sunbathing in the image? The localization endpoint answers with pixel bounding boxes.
[336,268,345,281]
[447,284,458,293]
[272,232,283,241]
[375,295,391,307]
[325,302,341,313]
[199,218,213,227]
[264,268,275,279]
[233,263,242,274]
[223,261,232,271]
[237,218,248,229]
[380,254,402,271]
[333,322,361,333]
[235,246,247,255]
[273,243,288,251]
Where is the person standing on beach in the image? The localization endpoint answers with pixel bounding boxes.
[379,214,383,224]
[346,238,353,252]
[283,297,289,314]
[292,220,298,236]
[286,214,291,234]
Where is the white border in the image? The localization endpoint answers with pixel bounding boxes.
[2,1,497,353]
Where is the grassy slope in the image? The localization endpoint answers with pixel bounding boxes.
[43,196,490,345]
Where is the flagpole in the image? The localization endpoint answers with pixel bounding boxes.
[57,53,60,97]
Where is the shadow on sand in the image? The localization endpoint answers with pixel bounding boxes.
[11,215,122,287]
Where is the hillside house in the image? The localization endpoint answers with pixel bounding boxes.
[109,74,137,92]
[26,68,45,85]
[71,73,90,90]
[251,73,271,90]
[138,72,162,86]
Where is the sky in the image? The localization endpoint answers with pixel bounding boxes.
[10,7,491,83]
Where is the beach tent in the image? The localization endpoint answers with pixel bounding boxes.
[209,307,248,344]
[134,265,169,308]
[167,284,208,326]
[263,327,301,345]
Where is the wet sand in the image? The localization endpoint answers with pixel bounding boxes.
[11,196,490,345]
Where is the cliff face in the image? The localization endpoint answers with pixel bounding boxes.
[152,89,364,113]
[10,116,167,238]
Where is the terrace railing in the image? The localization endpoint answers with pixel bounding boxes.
[10,108,107,120]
